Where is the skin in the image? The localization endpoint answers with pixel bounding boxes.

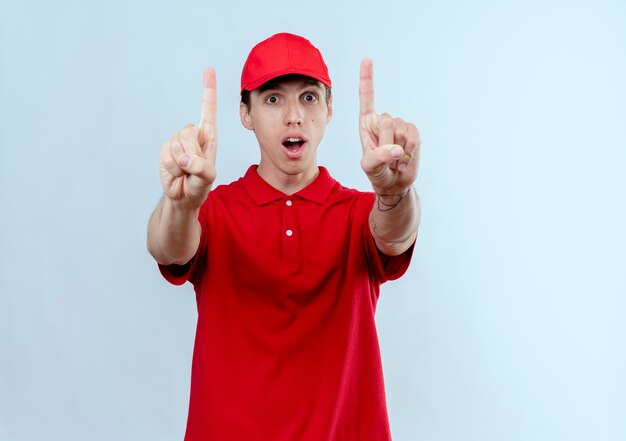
[147,68,217,265]
[239,78,333,195]
[358,58,421,255]
[147,59,420,264]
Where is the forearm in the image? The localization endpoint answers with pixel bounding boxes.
[147,197,202,265]
[369,187,420,256]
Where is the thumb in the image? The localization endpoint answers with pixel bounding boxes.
[361,144,403,172]
[177,153,215,183]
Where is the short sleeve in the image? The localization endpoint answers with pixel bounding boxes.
[158,259,195,286]
[157,199,210,287]
[358,192,416,283]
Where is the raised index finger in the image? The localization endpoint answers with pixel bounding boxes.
[200,67,217,127]
[359,58,375,117]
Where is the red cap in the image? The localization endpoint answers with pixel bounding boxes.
[240,33,332,94]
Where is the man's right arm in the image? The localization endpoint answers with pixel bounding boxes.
[147,197,202,265]
[147,67,218,266]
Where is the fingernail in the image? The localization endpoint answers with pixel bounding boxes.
[179,155,191,168]
[391,146,403,159]
[203,68,213,87]
[398,163,407,172]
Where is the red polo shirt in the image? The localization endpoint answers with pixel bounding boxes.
[160,165,414,441]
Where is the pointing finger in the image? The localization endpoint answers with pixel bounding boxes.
[359,58,375,117]
[199,67,217,149]
[200,67,217,125]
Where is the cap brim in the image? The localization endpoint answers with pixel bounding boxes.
[242,68,331,93]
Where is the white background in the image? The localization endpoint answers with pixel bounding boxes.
[1,0,625,440]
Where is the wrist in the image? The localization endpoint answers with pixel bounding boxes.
[373,184,411,195]
[162,194,205,214]
[374,187,413,212]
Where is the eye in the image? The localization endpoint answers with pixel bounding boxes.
[265,95,279,104]
[302,93,318,103]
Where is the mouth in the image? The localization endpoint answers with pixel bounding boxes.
[281,136,307,159]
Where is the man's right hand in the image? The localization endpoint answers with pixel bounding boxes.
[159,67,218,208]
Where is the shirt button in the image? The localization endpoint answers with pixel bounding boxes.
[285,200,292,206]
[286,229,293,237]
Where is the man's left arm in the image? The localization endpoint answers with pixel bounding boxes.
[358,58,421,256]
[369,183,420,256]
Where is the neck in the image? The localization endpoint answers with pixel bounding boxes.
[256,164,320,195]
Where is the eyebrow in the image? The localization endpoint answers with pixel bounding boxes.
[258,78,323,93]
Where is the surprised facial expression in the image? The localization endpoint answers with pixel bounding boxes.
[240,76,333,186]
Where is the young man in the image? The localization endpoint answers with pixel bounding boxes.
[148,33,421,441]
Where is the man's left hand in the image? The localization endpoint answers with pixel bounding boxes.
[359,58,421,194]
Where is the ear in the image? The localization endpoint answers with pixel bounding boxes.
[240,102,254,130]
[326,96,333,124]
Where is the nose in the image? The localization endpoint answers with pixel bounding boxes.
[285,99,303,126]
